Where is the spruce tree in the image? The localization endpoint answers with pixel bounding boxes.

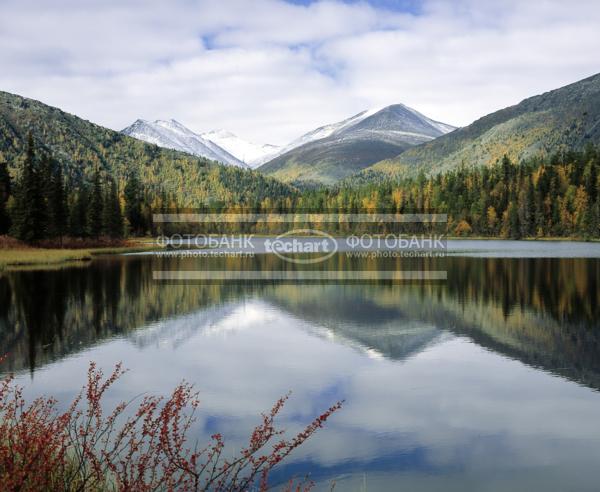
[124,172,142,236]
[11,134,45,242]
[87,167,103,238]
[48,160,67,241]
[534,185,545,236]
[69,186,88,237]
[157,188,169,235]
[500,155,512,212]
[102,178,123,238]
[584,159,598,204]
[0,160,11,234]
[508,201,520,239]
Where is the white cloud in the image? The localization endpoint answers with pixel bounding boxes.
[0,0,599,145]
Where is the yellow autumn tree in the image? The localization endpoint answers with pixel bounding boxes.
[486,206,498,234]
[454,219,472,236]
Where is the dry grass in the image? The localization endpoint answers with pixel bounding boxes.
[0,236,161,270]
[0,235,31,249]
[0,248,93,269]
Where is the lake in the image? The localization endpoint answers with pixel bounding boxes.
[1,240,600,491]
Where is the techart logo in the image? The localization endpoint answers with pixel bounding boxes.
[265,229,338,264]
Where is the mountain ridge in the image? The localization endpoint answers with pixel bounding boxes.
[122,119,249,168]
[257,104,456,185]
[362,72,600,178]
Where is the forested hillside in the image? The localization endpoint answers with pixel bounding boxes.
[295,147,600,238]
[0,91,295,241]
[365,72,600,178]
[0,91,293,207]
[1,89,599,242]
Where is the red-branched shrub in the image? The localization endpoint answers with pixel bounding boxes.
[0,360,342,491]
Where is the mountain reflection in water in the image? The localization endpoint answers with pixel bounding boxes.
[1,254,598,390]
[1,249,600,491]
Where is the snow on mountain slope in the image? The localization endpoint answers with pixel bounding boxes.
[257,104,457,184]
[341,104,456,141]
[273,107,384,157]
[268,104,456,161]
[122,105,455,172]
[201,129,280,168]
[121,119,248,168]
[402,105,457,135]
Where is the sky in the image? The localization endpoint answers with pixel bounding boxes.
[1,0,600,145]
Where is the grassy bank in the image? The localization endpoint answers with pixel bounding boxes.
[0,248,93,269]
[0,237,160,270]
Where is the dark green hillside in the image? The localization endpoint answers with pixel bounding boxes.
[258,138,410,186]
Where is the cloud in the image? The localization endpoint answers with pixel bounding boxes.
[19,296,600,481]
[1,0,599,145]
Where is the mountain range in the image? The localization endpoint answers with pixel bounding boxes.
[119,73,600,186]
[122,105,456,185]
[2,72,600,192]
[121,120,281,169]
[122,119,249,168]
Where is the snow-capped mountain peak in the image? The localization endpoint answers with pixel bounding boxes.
[257,104,457,184]
[267,104,456,162]
[154,119,190,133]
[200,129,281,168]
[122,119,248,168]
[276,106,385,155]
[122,104,455,172]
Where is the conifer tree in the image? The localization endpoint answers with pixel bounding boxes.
[498,154,513,213]
[102,178,123,238]
[0,160,11,234]
[124,172,142,236]
[47,160,66,240]
[87,167,103,238]
[69,186,88,237]
[583,158,598,204]
[11,134,45,242]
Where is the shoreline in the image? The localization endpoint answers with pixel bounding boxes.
[446,236,600,241]
[0,239,160,270]
[1,236,599,270]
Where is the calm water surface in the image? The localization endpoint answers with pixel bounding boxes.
[1,241,600,491]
